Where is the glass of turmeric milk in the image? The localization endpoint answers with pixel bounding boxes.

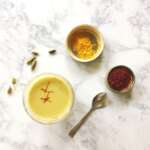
[23,74,74,124]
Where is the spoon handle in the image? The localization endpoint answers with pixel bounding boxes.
[69,109,93,138]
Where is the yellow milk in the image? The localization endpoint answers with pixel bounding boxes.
[24,74,74,124]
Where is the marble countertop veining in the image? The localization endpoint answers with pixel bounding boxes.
[0,0,150,149]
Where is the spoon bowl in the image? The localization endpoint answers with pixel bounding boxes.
[92,92,107,110]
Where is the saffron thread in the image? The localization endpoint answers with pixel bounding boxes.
[40,82,53,103]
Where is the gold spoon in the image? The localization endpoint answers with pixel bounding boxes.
[69,92,107,138]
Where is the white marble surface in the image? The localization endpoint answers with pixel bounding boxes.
[0,0,150,149]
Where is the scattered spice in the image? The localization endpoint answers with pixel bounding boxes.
[26,52,38,71]
[31,60,37,71]
[7,77,17,95]
[27,57,36,65]
[12,78,17,85]
[7,86,12,95]
[27,48,57,71]
[107,66,134,91]
[32,52,39,56]
[49,50,56,55]
[70,31,98,59]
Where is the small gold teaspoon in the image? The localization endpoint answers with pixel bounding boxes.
[69,92,107,138]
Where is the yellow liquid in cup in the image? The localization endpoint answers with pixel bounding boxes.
[24,74,74,124]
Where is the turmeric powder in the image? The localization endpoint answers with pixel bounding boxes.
[71,32,98,59]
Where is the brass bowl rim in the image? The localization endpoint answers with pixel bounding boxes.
[106,65,135,94]
[66,24,104,63]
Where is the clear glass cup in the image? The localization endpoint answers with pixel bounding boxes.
[106,65,135,94]
[23,74,74,124]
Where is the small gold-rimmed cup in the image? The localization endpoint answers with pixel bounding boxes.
[106,65,135,94]
[23,73,74,125]
[66,24,104,62]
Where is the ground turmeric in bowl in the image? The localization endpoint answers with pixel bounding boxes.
[70,31,98,59]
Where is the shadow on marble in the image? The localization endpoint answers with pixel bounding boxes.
[46,95,111,137]
[68,54,104,74]
[111,90,134,104]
